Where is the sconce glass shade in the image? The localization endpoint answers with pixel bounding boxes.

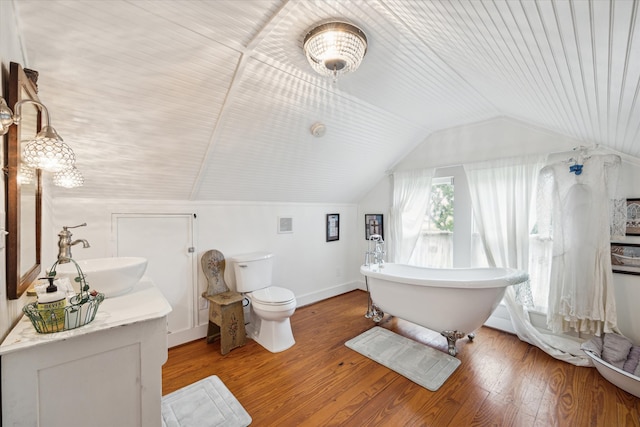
[17,163,35,185]
[303,22,367,79]
[22,125,76,172]
[53,166,84,188]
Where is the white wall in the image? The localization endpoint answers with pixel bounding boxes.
[47,198,362,337]
[357,173,391,280]
[395,116,580,170]
[607,154,640,343]
[358,117,640,343]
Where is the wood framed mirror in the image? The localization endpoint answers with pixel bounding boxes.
[5,62,42,299]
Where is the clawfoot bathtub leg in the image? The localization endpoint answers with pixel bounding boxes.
[441,331,467,357]
[468,332,475,341]
[370,303,384,323]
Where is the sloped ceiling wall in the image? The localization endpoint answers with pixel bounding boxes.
[11,0,640,202]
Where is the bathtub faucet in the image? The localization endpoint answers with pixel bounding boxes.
[374,240,385,265]
[367,234,385,266]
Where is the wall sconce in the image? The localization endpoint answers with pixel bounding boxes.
[0,97,76,172]
[0,98,15,132]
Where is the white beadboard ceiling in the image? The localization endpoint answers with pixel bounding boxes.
[10,0,640,202]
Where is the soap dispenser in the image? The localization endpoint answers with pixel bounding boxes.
[37,277,67,332]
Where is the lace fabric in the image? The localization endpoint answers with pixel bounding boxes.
[538,154,621,335]
[610,197,627,239]
[514,280,534,308]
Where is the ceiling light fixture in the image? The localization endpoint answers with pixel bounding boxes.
[303,21,368,80]
[1,97,76,172]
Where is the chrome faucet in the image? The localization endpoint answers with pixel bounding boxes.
[373,237,385,265]
[57,223,90,263]
[366,234,385,266]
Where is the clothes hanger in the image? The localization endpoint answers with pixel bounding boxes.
[566,145,592,175]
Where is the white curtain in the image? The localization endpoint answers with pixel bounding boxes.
[409,232,453,267]
[465,156,591,366]
[389,169,434,263]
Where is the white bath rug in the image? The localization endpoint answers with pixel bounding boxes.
[161,375,252,427]
[345,327,461,392]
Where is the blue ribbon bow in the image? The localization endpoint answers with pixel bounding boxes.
[569,164,583,175]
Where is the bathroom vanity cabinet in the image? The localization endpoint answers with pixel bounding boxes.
[0,278,172,427]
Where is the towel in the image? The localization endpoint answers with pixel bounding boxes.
[581,335,603,356]
[602,333,633,370]
[582,334,640,379]
[623,345,640,374]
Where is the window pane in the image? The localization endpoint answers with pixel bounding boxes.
[426,182,454,232]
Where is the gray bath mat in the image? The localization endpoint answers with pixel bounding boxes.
[162,375,251,427]
[345,327,461,391]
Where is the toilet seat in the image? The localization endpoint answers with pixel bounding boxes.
[250,286,295,306]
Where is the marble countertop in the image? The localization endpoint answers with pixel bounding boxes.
[0,277,172,355]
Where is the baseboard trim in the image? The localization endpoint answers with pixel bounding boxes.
[296,281,360,308]
[168,324,208,348]
[484,304,515,334]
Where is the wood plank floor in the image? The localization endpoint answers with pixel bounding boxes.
[162,290,640,426]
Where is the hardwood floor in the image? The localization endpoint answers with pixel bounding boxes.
[162,290,640,426]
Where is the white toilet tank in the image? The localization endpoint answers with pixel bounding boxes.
[232,252,274,293]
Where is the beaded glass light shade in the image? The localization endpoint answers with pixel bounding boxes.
[17,163,35,185]
[22,125,76,172]
[53,166,84,188]
[303,22,368,79]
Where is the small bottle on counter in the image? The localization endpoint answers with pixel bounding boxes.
[37,277,67,332]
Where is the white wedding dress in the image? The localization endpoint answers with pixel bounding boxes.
[538,153,622,335]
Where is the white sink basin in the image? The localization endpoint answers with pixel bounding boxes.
[55,257,148,298]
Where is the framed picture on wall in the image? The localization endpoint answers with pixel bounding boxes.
[611,242,640,275]
[365,214,383,240]
[626,199,640,235]
[326,214,339,242]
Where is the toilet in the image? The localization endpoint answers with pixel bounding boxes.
[231,252,296,353]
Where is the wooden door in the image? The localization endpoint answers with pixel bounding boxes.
[114,213,198,347]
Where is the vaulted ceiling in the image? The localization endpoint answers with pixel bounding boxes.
[12,0,640,202]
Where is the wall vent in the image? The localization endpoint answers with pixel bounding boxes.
[278,217,293,233]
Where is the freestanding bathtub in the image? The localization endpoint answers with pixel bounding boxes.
[360,263,529,356]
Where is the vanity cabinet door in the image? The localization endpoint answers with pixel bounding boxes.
[1,316,167,427]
